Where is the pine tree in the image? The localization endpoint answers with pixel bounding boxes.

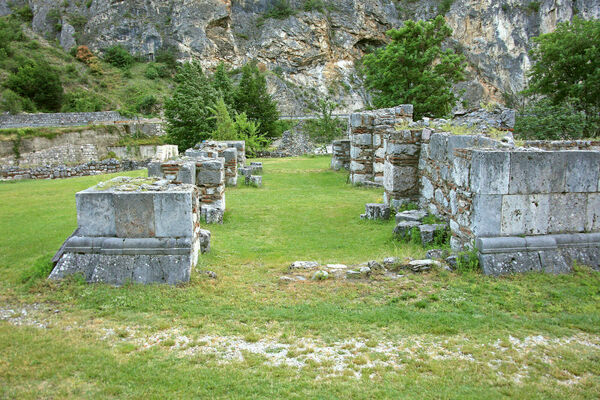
[362,15,466,119]
[165,61,218,151]
[233,62,280,138]
[211,62,235,110]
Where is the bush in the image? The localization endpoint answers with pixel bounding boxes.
[135,95,158,115]
[1,89,36,114]
[144,63,159,80]
[233,112,267,157]
[0,15,25,55]
[5,59,64,112]
[104,45,134,68]
[303,99,345,143]
[155,46,178,71]
[75,45,94,63]
[514,98,591,140]
[264,0,296,19]
[304,0,325,12]
[61,89,107,112]
[14,6,33,22]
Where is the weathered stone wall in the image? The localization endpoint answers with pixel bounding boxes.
[383,129,423,208]
[0,111,125,129]
[418,133,503,249]
[107,144,178,162]
[349,105,413,185]
[522,140,600,151]
[0,159,147,180]
[331,139,350,171]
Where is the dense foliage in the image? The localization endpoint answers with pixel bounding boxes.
[5,59,63,112]
[234,62,280,139]
[514,98,588,140]
[522,17,600,137]
[165,61,219,151]
[104,45,134,68]
[362,15,466,119]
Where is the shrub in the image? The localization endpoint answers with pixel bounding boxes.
[264,0,296,19]
[144,63,159,80]
[14,6,33,22]
[0,89,36,114]
[304,0,325,12]
[233,112,267,157]
[5,59,64,112]
[514,98,591,140]
[104,45,134,68]
[61,89,107,112]
[75,45,94,63]
[155,46,178,71]
[0,15,25,54]
[303,99,346,144]
[209,98,237,140]
[135,95,158,115]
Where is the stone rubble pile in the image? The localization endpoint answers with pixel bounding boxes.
[281,257,448,282]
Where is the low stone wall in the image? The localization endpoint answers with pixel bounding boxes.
[0,159,147,180]
[0,111,124,129]
[522,140,600,151]
[349,105,413,185]
[107,145,178,162]
[331,139,350,170]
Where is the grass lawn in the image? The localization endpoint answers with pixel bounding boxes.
[1,156,599,399]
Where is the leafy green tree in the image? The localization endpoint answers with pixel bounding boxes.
[515,98,588,140]
[526,17,600,135]
[234,62,280,138]
[233,112,267,157]
[5,59,63,111]
[104,45,134,68]
[165,61,218,151]
[362,15,466,119]
[211,62,235,109]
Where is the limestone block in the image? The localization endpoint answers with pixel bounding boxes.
[201,206,224,224]
[501,194,550,236]
[114,193,156,238]
[386,143,420,157]
[197,159,224,186]
[421,176,434,200]
[383,162,417,193]
[394,221,420,238]
[548,193,587,233]
[350,160,366,172]
[246,175,262,187]
[429,133,449,161]
[373,134,383,148]
[446,135,478,159]
[395,210,426,223]
[250,162,263,174]
[153,192,194,238]
[508,151,566,194]
[479,252,542,275]
[76,191,116,237]
[565,151,600,192]
[199,229,211,254]
[586,193,600,231]
[419,224,447,245]
[362,203,391,220]
[373,162,385,174]
[472,194,502,237]
[350,113,364,128]
[374,146,386,159]
[222,148,237,162]
[470,151,510,194]
[147,162,162,177]
[352,134,373,146]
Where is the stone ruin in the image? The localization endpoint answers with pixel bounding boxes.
[49,139,259,285]
[50,176,210,285]
[334,105,600,275]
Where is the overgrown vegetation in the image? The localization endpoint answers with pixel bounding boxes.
[362,16,467,120]
[517,17,600,139]
[302,99,346,144]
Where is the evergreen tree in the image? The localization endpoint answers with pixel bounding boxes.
[362,15,466,119]
[234,62,280,138]
[209,97,237,140]
[212,62,235,109]
[165,61,218,151]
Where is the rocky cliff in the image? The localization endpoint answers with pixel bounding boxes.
[2,0,599,114]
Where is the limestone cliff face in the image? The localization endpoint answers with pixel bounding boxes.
[3,0,600,113]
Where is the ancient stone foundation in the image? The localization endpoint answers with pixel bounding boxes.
[50,176,210,285]
[185,140,246,187]
[349,105,600,275]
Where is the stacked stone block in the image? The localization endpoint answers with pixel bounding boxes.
[50,177,209,285]
[196,158,226,224]
[331,139,351,171]
[349,105,413,185]
[383,129,423,208]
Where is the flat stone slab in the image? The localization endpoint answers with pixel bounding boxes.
[289,261,319,270]
[395,210,427,223]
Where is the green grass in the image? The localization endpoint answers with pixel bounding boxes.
[1,156,599,398]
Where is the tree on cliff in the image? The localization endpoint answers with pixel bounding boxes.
[525,17,600,135]
[233,62,280,138]
[165,61,218,151]
[362,15,466,119]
